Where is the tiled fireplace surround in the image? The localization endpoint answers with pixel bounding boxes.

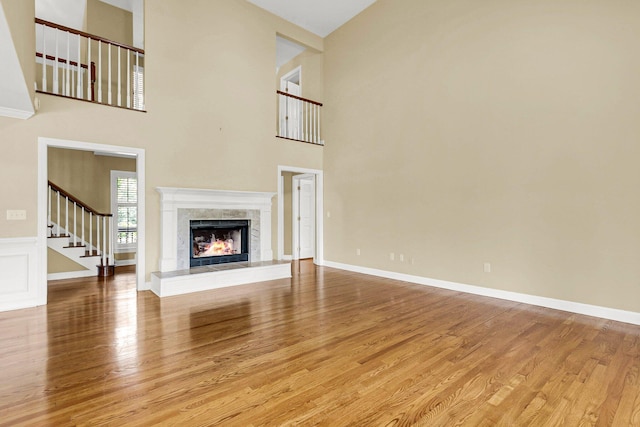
[151,187,291,297]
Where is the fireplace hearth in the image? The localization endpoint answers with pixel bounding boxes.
[190,219,250,267]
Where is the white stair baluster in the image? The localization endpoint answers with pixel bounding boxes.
[317,104,321,143]
[126,50,131,108]
[73,202,77,246]
[77,33,82,98]
[55,191,60,236]
[89,212,93,255]
[108,44,112,105]
[47,185,52,236]
[65,196,69,237]
[87,38,92,100]
[41,24,47,92]
[53,30,59,94]
[117,46,121,106]
[65,31,70,96]
[81,207,85,246]
[98,41,102,103]
[96,216,100,258]
[109,216,114,266]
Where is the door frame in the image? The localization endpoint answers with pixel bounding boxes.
[277,165,323,265]
[38,137,147,302]
[292,174,315,260]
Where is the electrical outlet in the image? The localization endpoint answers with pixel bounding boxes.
[484,262,491,273]
[356,248,361,256]
[399,254,405,262]
[390,252,395,261]
[6,210,26,221]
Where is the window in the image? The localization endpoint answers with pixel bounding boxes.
[111,171,137,250]
[133,64,144,110]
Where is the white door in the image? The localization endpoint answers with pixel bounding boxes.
[280,67,302,140]
[293,175,315,260]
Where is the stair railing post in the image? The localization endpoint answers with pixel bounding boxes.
[102,216,107,266]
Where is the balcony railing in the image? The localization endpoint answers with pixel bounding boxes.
[35,18,145,111]
[277,91,323,145]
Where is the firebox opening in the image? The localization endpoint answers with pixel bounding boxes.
[190,220,250,267]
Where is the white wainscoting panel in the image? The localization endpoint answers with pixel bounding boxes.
[0,238,41,312]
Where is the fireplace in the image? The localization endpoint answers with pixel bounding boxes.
[190,219,250,267]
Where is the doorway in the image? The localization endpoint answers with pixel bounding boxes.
[277,166,323,264]
[38,137,146,304]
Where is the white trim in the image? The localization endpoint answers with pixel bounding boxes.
[0,237,40,311]
[38,137,146,296]
[151,262,291,297]
[282,255,293,261]
[0,105,34,120]
[323,261,640,326]
[280,65,302,90]
[110,170,138,253]
[48,270,95,281]
[115,258,136,266]
[277,165,324,265]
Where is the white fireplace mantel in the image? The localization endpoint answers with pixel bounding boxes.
[157,187,275,272]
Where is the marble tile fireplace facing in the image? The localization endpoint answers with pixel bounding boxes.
[156,187,275,273]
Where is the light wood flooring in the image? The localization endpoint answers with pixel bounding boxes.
[1,261,639,426]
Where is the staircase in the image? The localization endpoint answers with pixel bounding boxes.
[47,181,115,280]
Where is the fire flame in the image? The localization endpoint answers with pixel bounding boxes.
[201,239,235,256]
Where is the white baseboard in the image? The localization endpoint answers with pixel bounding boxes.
[48,270,96,281]
[115,259,137,266]
[282,255,293,261]
[323,261,640,326]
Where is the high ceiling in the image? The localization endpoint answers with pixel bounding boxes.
[247,0,377,37]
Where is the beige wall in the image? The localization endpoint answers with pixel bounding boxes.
[86,0,132,45]
[1,0,34,103]
[49,147,136,213]
[277,47,324,103]
[0,1,323,283]
[324,0,640,313]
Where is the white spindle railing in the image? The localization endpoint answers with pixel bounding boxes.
[35,18,145,111]
[47,182,114,274]
[277,91,323,145]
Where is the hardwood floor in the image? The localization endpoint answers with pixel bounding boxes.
[1,261,639,426]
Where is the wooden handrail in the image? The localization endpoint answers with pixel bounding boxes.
[277,90,323,107]
[48,181,112,217]
[36,18,145,55]
[36,52,89,69]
